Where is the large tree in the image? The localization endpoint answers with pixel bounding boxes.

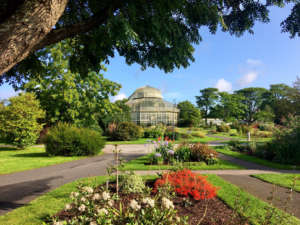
[211,92,246,122]
[177,100,202,127]
[1,0,300,78]
[235,87,269,124]
[19,41,121,128]
[196,88,219,125]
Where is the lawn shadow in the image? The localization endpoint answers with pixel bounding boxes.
[0,146,19,151]
[12,152,49,157]
[0,175,63,215]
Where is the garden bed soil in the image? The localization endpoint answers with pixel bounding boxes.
[54,182,248,225]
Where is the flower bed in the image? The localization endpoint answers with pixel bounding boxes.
[46,171,247,225]
[146,137,219,166]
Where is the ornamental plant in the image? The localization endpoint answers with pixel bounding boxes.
[154,136,175,164]
[190,143,218,165]
[153,170,218,200]
[49,185,188,225]
[0,93,45,148]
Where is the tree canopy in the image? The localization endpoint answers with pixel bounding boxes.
[196,88,219,124]
[18,41,121,128]
[177,100,202,127]
[1,0,300,78]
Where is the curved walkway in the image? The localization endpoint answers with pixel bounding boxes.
[1,143,300,219]
[0,145,148,216]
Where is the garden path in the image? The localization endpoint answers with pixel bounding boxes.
[0,144,150,216]
[1,143,300,218]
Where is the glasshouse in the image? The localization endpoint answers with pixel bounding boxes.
[126,86,179,125]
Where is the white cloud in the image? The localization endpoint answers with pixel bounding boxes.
[215,78,232,92]
[111,93,127,102]
[238,72,258,87]
[246,59,262,66]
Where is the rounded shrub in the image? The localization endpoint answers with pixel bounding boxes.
[216,123,230,132]
[44,123,105,156]
[110,122,143,141]
[120,173,145,194]
[144,126,165,138]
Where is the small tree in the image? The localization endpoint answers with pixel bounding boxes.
[0,93,45,148]
[177,101,201,127]
[196,88,219,125]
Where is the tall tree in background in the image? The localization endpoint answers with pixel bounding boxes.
[211,92,246,122]
[177,101,202,127]
[19,41,121,128]
[1,0,300,78]
[267,83,296,123]
[196,88,219,125]
[235,87,268,124]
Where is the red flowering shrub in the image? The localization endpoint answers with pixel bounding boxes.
[153,170,218,200]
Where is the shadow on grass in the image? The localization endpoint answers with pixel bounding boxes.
[12,152,49,157]
[0,146,19,151]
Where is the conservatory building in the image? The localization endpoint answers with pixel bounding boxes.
[126,86,179,125]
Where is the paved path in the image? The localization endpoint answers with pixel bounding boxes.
[0,144,148,216]
[1,143,300,219]
[134,152,300,218]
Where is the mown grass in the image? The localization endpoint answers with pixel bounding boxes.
[215,147,300,170]
[207,175,300,225]
[252,174,300,192]
[0,145,103,175]
[120,154,244,171]
[1,174,299,225]
[0,176,108,225]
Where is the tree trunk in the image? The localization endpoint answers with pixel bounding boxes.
[0,0,68,75]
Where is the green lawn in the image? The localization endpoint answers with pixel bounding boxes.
[120,154,244,171]
[106,136,220,145]
[0,174,299,225]
[0,145,103,175]
[252,174,300,192]
[207,175,300,225]
[215,147,300,170]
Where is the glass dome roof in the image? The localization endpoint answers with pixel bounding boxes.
[128,85,163,100]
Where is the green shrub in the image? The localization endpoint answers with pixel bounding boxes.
[263,117,300,165]
[164,130,181,140]
[216,123,230,132]
[120,173,145,194]
[110,122,143,141]
[191,131,206,138]
[44,123,105,156]
[252,130,273,138]
[180,133,193,139]
[0,93,45,148]
[258,123,275,131]
[175,143,191,162]
[144,126,165,138]
[229,129,238,136]
[237,124,251,135]
[190,143,218,165]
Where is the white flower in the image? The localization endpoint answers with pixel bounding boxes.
[83,186,94,194]
[97,208,108,215]
[78,204,86,212]
[70,192,79,198]
[80,197,87,202]
[162,197,174,209]
[108,200,114,207]
[102,191,110,200]
[92,193,101,201]
[129,199,141,211]
[90,222,97,225]
[142,197,155,208]
[65,203,72,210]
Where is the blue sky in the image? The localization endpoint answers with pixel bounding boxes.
[1,4,300,104]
